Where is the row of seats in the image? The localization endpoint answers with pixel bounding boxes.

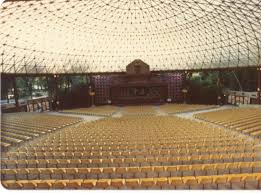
[20,144,253,155]
[195,107,261,138]
[61,104,216,116]
[1,113,81,151]
[33,137,246,146]
[2,173,261,189]
[2,153,259,169]
[3,146,258,161]
[17,139,255,149]
[25,132,246,142]
[160,104,216,114]
[60,105,118,116]
[24,135,245,142]
[121,105,156,116]
[2,162,261,181]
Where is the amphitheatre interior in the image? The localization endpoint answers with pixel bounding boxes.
[1,0,261,190]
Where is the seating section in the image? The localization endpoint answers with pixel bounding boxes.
[195,108,261,138]
[61,105,117,116]
[122,105,156,116]
[1,113,81,151]
[2,173,261,189]
[1,116,261,189]
[160,104,216,114]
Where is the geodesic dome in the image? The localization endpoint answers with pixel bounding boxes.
[0,0,260,74]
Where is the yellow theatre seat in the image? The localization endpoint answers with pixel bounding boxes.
[115,167,126,174]
[96,179,111,189]
[103,167,115,174]
[127,167,140,173]
[140,178,155,188]
[15,168,29,180]
[183,176,198,185]
[197,176,212,185]
[110,179,125,188]
[2,180,22,189]
[36,180,53,189]
[51,180,69,189]
[66,180,82,189]
[90,168,103,175]
[125,179,139,188]
[81,179,96,189]
[19,180,38,189]
[169,177,184,188]
[154,178,168,189]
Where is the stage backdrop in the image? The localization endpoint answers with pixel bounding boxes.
[91,72,184,105]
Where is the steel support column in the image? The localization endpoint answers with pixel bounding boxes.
[182,71,189,104]
[89,75,95,106]
[217,70,222,105]
[12,76,19,111]
[257,67,261,104]
[52,74,59,111]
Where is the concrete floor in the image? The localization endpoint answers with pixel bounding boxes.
[45,111,106,122]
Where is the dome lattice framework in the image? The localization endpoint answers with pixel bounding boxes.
[0,0,260,74]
